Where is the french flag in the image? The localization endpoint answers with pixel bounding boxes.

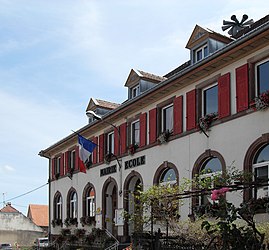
[78,134,97,173]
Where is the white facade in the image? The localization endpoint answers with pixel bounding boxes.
[40,15,269,242]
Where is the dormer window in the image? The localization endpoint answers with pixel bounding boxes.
[195,44,208,62]
[131,85,140,98]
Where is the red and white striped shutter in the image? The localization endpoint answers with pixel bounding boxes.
[186,89,196,131]
[149,108,157,144]
[173,95,183,135]
[218,73,231,119]
[139,113,147,147]
[236,63,249,112]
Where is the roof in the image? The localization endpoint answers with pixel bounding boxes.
[86,98,120,112]
[124,69,166,87]
[27,204,49,227]
[0,203,19,213]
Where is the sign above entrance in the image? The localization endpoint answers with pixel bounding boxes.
[100,164,117,176]
[124,155,146,170]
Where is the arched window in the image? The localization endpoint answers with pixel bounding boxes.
[199,157,222,206]
[192,150,225,214]
[159,168,177,185]
[252,144,269,199]
[53,192,62,221]
[67,189,78,219]
[86,188,95,217]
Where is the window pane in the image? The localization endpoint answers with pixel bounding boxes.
[197,49,202,61]
[204,46,208,57]
[204,85,218,115]
[163,105,173,132]
[132,121,140,145]
[257,60,269,95]
[107,132,114,154]
[160,168,176,183]
[202,157,222,173]
[254,144,269,164]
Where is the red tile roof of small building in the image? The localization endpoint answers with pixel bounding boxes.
[0,203,19,213]
[27,204,49,227]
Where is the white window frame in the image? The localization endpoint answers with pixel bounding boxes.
[131,85,140,98]
[56,196,62,220]
[195,44,208,62]
[161,104,174,133]
[252,162,269,199]
[70,150,76,170]
[255,58,269,96]
[107,131,114,154]
[131,120,140,145]
[159,168,177,186]
[86,194,95,217]
[202,83,218,116]
[70,192,77,219]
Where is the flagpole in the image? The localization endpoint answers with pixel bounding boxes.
[86,111,123,197]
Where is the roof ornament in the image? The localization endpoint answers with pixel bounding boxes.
[222,14,254,38]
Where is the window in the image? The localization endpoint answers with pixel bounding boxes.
[199,157,222,206]
[195,44,208,62]
[202,84,218,116]
[252,144,269,199]
[55,156,61,176]
[54,193,62,220]
[86,188,95,217]
[70,150,76,170]
[107,131,114,154]
[131,85,140,98]
[159,168,177,186]
[162,104,173,132]
[131,120,140,145]
[69,191,77,219]
[56,196,62,219]
[255,59,269,96]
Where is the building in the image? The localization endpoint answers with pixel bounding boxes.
[0,203,46,246]
[39,14,269,244]
[27,204,49,233]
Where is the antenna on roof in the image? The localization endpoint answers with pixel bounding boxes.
[222,14,254,38]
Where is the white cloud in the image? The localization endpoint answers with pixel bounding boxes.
[0,165,15,174]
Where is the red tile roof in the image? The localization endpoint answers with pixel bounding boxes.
[0,203,19,213]
[27,204,49,227]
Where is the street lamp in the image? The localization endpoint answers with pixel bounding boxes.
[86,110,123,196]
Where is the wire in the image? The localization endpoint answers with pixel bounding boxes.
[6,182,48,202]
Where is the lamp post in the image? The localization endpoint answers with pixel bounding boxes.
[86,110,123,196]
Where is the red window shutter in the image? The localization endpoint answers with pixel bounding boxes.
[173,95,183,135]
[60,153,64,176]
[140,113,147,147]
[218,73,231,119]
[99,134,104,162]
[51,158,55,180]
[149,108,157,144]
[64,151,70,174]
[236,64,249,112]
[92,137,98,164]
[120,123,127,154]
[186,89,196,131]
[75,146,79,171]
[114,128,119,156]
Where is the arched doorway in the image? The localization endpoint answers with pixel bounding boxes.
[123,171,143,240]
[102,178,118,236]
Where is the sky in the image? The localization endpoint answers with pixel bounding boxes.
[0,0,268,215]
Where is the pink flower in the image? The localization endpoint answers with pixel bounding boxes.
[211,187,230,201]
